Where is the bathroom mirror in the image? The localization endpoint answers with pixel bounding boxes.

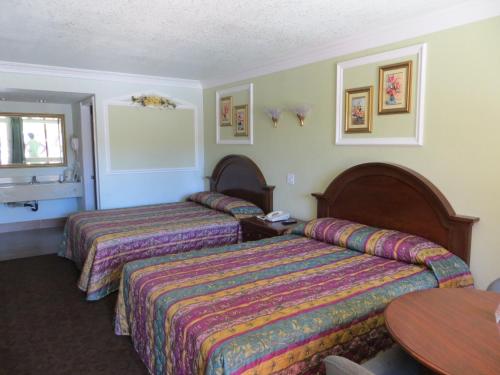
[0,112,67,168]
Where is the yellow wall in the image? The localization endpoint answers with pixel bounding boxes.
[204,17,500,289]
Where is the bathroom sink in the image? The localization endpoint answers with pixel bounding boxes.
[0,181,83,203]
[0,181,62,187]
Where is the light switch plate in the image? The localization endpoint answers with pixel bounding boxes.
[287,173,295,185]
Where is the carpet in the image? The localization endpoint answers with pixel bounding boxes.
[0,254,148,375]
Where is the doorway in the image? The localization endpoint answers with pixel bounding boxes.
[79,96,99,210]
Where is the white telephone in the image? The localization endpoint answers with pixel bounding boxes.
[259,210,291,222]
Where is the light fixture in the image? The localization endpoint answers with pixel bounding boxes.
[264,107,282,128]
[289,105,311,126]
[38,99,47,103]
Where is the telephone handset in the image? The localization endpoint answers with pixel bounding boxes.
[258,210,291,222]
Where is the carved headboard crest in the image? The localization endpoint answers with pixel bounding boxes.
[209,155,275,213]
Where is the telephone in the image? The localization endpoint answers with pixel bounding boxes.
[259,210,291,222]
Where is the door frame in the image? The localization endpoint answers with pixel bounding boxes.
[80,95,100,209]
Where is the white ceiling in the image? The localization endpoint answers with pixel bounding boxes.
[0,0,497,83]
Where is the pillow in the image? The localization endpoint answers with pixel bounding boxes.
[295,217,474,288]
[188,191,263,219]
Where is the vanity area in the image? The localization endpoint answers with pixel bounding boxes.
[0,177,83,207]
[0,111,83,214]
[0,90,95,230]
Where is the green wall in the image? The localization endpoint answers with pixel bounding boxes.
[203,17,500,289]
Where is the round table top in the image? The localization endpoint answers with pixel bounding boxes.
[385,288,500,375]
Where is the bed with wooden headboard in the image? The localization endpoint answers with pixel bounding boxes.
[312,162,478,263]
[208,154,275,213]
[59,154,275,300]
[115,161,479,375]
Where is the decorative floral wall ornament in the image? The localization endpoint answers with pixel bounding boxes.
[288,104,311,126]
[131,95,177,109]
[264,107,282,128]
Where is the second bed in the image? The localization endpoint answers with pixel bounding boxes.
[114,163,478,375]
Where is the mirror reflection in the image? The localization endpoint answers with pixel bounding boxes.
[0,113,66,167]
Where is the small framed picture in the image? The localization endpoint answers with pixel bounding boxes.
[378,60,412,114]
[219,96,233,126]
[344,86,373,133]
[233,105,248,136]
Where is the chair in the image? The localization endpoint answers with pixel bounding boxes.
[323,356,375,375]
[324,345,423,375]
[487,278,500,292]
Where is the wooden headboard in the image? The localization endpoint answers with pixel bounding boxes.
[312,163,478,263]
[208,155,275,213]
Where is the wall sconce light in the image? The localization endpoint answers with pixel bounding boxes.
[289,105,311,126]
[264,107,282,128]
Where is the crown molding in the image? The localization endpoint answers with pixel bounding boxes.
[202,0,500,88]
[0,60,202,89]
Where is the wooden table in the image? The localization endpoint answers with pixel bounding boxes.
[385,288,500,375]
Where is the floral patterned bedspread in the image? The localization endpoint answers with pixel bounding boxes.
[115,233,472,375]
[59,201,240,301]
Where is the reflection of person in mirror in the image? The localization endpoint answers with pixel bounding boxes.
[26,133,45,158]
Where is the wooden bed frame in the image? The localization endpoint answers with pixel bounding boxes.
[208,155,275,213]
[312,163,478,263]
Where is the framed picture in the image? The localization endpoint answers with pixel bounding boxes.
[233,105,248,136]
[335,44,426,145]
[378,60,412,114]
[344,86,373,133]
[219,96,233,126]
[216,83,254,144]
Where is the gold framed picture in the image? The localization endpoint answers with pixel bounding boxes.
[344,86,373,133]
[378,60,412,114]
[233,105,248,136]
[219,96,233,126]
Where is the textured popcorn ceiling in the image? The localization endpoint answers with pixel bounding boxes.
[0,0,478,80]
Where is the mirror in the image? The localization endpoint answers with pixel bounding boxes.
[0,112,67,168]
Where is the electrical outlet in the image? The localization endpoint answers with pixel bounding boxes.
[287,173,295,185]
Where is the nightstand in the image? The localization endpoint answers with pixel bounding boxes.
[240,216,302,242]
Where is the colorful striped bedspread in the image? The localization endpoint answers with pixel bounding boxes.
[115,234,471,375]
[58,201,240,301]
